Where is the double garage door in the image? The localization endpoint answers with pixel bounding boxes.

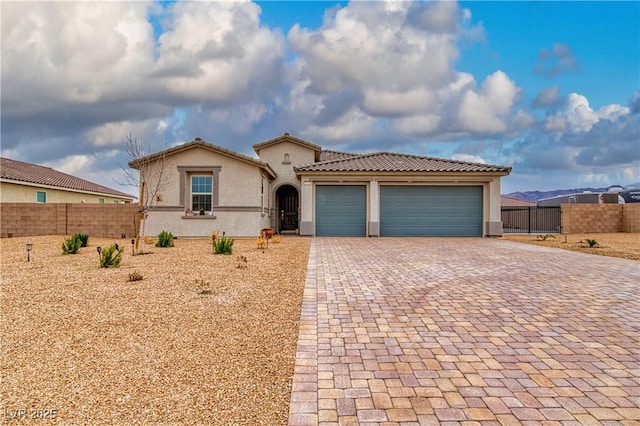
[316,185,482,237]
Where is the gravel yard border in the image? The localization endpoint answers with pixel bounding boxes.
[1,235,310,425]
[503,232,640,261]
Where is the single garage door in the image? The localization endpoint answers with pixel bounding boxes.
[316,185,366,236]
[380,186,482,236]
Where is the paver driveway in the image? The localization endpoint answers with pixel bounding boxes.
[288,238,640,425]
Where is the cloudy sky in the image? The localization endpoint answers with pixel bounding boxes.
[2,1,638,195]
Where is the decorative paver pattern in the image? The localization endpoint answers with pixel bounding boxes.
[288,238,640,425]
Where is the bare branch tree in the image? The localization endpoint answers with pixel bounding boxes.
[117,134,169,254]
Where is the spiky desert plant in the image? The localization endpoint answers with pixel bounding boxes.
[156,230,175,247]
[73,233,90,247]
[100,243,124,268]
[213,236,234,255]
[62,236,82,255]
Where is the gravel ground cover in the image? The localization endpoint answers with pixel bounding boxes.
[1,235,310,425]
[503,232,639,261]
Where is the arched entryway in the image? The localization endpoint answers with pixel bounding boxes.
[276,184,299,233]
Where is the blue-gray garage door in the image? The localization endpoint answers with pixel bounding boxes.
[316,185,366,236]
[380,186,482,236]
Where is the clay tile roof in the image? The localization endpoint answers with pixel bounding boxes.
[295,152,512,174]
[500,195,536,206]
[319,150,359,161]
[1,157,134,199]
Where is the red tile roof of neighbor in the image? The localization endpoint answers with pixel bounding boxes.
[296,152,512,174]
[0,157,134,199]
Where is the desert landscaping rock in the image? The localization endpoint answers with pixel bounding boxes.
[503,232,640,261]
[1,236,310,425]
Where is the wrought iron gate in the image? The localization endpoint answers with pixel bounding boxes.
[501,206,561,234]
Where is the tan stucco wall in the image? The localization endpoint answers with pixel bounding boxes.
[0,181,131,204]
[144,210,270,238]
[141,146,272,237]
[254,141,313,189]
[146,147,266,210]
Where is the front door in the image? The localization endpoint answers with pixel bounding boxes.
[277,185,299,232]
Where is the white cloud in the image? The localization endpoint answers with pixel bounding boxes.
[451,154,486,164]
[545,93,630,133]
[156,1,284,103]
[286,1,532,142]
[457,71,523,133]
[287,1,463,114]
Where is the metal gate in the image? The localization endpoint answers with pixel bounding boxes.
[501,206,561,234]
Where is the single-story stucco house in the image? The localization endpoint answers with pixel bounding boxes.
[129,133,511,238]
[1,157,134,204]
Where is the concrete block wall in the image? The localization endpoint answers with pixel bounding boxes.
[1,203,139,238]
[622,203,640,232]
[561,204,623,233]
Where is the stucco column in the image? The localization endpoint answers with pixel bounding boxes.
[299,179,314,236]
[486,177,503,236]
[368,179,380,236]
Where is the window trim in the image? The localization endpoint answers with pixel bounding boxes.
[36,190,47,203]
[178,166,221,211]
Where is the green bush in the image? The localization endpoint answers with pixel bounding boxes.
[99,243,124,268]
[213,236,234,255]
[73,233,89,247]
[584,238,599,248]
[156,230,175,248]
[62,236,82,254]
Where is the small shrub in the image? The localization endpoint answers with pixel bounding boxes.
[536,234,556,241]
[127,271,143,282]
[156,230,174,248]
[62,236,82,255]
[236,255,248,269]
[196,278,212,295]
[100,243,124,268]
[584,238,599,248]
[73,233,89,247]
[213,236,234,254]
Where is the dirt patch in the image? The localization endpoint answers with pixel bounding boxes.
[1,235,310,424]
[503,232,639,261]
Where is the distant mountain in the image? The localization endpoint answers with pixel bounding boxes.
[504,185,636,202]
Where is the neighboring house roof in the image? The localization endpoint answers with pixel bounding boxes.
[130,137,277,179]
[253,133,322,162]
[501,195,536,206]
[0,157,134,199]
[295,152,512,174]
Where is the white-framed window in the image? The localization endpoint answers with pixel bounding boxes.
[98,198,105,204]
[191,175,213,212]
[36,191,47,203]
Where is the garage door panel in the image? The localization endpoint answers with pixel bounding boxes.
[316,186,366,237]
[381,186,482,237]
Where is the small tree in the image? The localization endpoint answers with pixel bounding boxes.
[117,134,168,254]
